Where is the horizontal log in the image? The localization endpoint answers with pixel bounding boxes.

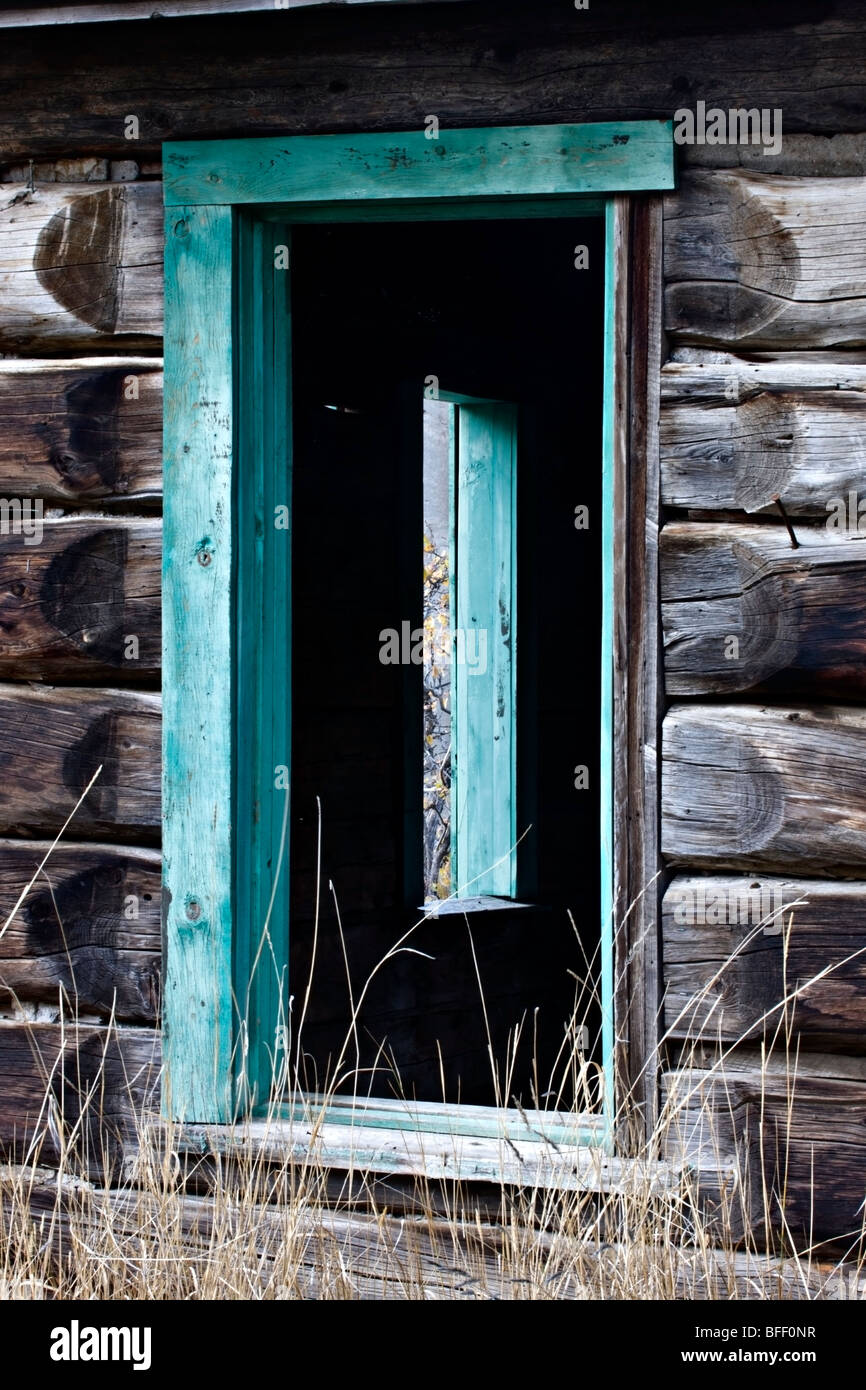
[664,171,866,349]
[661,522,866,697]
[662,874,866,1050]
[0,840,160,1022]
[0,516,160,680]
[1,3,866,158]
[0,183,162,350]
[0,359,162,502]
[660,358,866,515]
[8,1163,861,1301]
[663,1052,866,1247]
[0,1021,159,1171]
[679,131,866,178]
[662,703,866,873]
[0,684,160,842]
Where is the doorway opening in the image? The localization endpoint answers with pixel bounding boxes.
[288,216,603,1110]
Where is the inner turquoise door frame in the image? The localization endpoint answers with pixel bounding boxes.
[162,122,674,1126]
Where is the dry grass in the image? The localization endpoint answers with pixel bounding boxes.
[1,817,865,1299]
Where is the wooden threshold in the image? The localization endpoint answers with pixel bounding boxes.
[171,1104,683,1194]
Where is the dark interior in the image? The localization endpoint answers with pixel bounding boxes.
[288,216,604,1107]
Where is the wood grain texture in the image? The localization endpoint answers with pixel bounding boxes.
[0,839,160,1021]
[0,684,160,842]
[232,214,292,1110]
[0,183,162,351]
[660,358,866,516]
[0,359,161,502]
[161,204,234,1123]
[614,196,664,1141]
[0,1020,159,1171]
[0,516,160,680]
[1,2,865,158]
[164,122,673,206]
[453,403,516,898]
[665,171,866,350]
[661,522,866,697]
[664,1052,866,1248]
[662,702,866,873]
[179,1115,677,1196]
[662,874,866,1050]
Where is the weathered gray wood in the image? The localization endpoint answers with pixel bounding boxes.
[177,1116,680,1196]
[662,702,866,873]
[0,1021,160,1172]
[665,171,866,349]
[679,132,866,178]
[10,1162,860,1300]
[1,3,866,159]
[614,196,664,1141]
[0,840,160,1022]
[1,157,110,182]
[0,517,160,680]
[663,1051,866,1247]
[0,359,162,502]
[662,874,866,1050]
[0,183,162,350]
[660,359,866,516]
[661,522,866,696]
[0,684,160,842]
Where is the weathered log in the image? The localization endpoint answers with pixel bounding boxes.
[660,358,866,515]
[662,703,866,873]
[0,359,162,502]
[0,516,160,680]
[661,522,866,696]
[1,2,866,158]
[1,157,110,183]
[662,874,866,1050]
[0,684,160,842]
[664,171,866,349]
[9,1161,860,1301]
[663,1051,866,1248]
[0,1021,160,1172]
[0,183,162,350]
[0,840,160,1022]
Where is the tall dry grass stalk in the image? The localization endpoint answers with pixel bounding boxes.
[1,808,865,1300]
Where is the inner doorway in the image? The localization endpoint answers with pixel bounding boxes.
[287,216,604,1109]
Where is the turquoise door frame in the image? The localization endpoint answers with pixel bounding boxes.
[162,121,674,1125]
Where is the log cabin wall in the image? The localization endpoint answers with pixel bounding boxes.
[659,154,866,1246]
[0,0,865,1239]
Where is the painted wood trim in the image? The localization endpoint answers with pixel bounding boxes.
[162,203,235,1123]
[452,403,517,898]
[161,123,673,1126]
[233,216,292,1111]
[164,122,675,207]
[272,1091,604,1147]
[601,198,626,1144]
